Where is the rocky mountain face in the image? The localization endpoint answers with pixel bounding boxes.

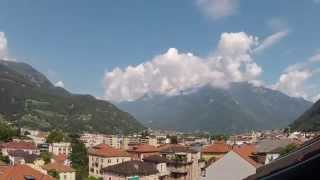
[118,83,312,133]
[0,60,144,134]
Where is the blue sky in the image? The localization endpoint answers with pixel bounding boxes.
[0,0,319,101]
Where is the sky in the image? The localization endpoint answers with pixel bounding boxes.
[0,0,320,102]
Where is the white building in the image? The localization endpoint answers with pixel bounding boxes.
[49,142,71,156]
[88,144,131,178]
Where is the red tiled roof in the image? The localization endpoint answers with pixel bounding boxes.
[127,144,159,153]
[89,144,130,157]
[233,144,261,168]
[202,143,231,154]
[42,162,75,173]
[159,144,197,153]
[0,164,54,180]
[0,141,37,150]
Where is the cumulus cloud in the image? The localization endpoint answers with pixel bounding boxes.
[196,0,239,20]
[54,81,65,88]
[254,30,289,54]
[273,70,313,98]
[103,32,264,102]
[0,32,8,60]
[273,52,320,100]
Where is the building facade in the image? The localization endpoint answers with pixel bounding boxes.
[88,144,131,178]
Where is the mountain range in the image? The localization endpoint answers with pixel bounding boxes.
[290,99,320,132]
[0,60,144,134]
[118,83,312,133]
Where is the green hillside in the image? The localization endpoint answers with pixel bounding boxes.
[290,99,320,131]
[0,60,144,134]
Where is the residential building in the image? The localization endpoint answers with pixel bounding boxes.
[140,136,158,146]
[245,136,320,180]
[0,141,39,156]
[159,144,202,180]
[143,155,170,179]
[0,164,54,180]
[42,162,76,180]
[102,160,159,180]
[8,150,40,165]
[202,144,260,180]
[127,144,159,160]
[103,135,121,149]
[49,142,71,156]
[254,139,297,165]
[80,133,105,148]
[88,144,131,178]
[201,142,231,162]
[52,154,71,166]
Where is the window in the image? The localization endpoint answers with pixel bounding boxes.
[109,177,111,180]
[116,159,119,163]
[108,159,111,163]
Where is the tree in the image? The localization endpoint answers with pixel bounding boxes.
[280,144,298,156]
[48,170,60,179]
[24,131,31,136]
[169,136,178,144]
[0,121,18,142]
[69,134,89,179]
[0,153,9,164]
[86,177,103,180]
[46,130,65,143]
[210,134,229,141]
[40,152,53,164]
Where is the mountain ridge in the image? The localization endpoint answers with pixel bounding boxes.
[0,60,144,134]
[290,99,320,131]
[118,83,312,133]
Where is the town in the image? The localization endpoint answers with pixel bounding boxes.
[0,127,319,180]
[1,0,320,179]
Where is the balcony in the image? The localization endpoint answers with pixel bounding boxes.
[168,166,188,174]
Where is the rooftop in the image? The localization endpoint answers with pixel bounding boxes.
[245,136,320,179]
[102,160,159,176]
[159,144,197,154]
[143,155,169,163]
[88,144,130,157]
[8,150,40,163]
[42,162,75,173]
[0,141,37,150]
[232,144,261,168]
[0,164,54,180]
[127,144,159,153]
[202,143,231,154]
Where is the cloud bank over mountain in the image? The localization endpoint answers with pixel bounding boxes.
[103,32,273,102]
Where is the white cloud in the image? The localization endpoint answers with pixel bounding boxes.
[285,52,320,72]
[273,70,313,99]
[308,53,320,63]
[0,32,8,60]
[312,94,320,102]
[196,0,239,20]
[273,52,320,100]
[103,32,264,102]
[54,81,65,88]
[254,30,289,54]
